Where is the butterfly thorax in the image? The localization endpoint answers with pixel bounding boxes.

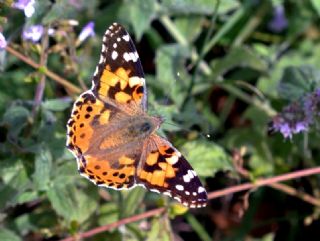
[85,114,162,158]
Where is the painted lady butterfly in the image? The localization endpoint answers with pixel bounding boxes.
[66,23,207,208]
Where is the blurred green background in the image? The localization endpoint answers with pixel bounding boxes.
[1,0,320,240]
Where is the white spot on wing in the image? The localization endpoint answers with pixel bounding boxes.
[113,43,117,48]
[163,191,172,197]
[198,186,205,193]
[117,37,121,42]
[150,188,160,194]
[93,67,98,76]
[183,174,191,183]
[166,155,178,165]
[175,184,184,191]
[99,55,104,64]
[128,77,144,87]
[101,44,106,53]
[111,50,118,60]
[122,34,130,42]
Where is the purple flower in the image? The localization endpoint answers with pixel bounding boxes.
[12,0,35,18]
[78,21,95,43]
[0,32,7,49]
[22,25,44,42]
[271,102,310,139]
[304,88,320,121]
[268,5,288,33]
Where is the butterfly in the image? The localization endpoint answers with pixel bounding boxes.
[66,23,207,208]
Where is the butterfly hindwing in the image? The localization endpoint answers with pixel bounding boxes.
[66,91,140,189]
[92,23,147,110]
[137,135,207,208]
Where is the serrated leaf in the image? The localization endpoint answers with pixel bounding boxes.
[162,0,240,15]
[155,44,191,105]
[33,145,52,191]
[2,105,30,138]
[311,0,320,16]
[161,0,231,15]
[278,65,320,101]
[122,187,145,217]
[0,159,31,209]
[42,0,78,24]
[174,17,203,42]
[146,218,171,241]
[211,46,268,80]
[118,0,156,40]
[47,183,98,223]
[181,140,233,177]
[0,229,22,241]
[16,191,38,204]
[98,203,119,226]
[42,98,71,111]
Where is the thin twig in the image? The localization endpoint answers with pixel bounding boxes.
[58,207,165,241]
[5,45,82,94]
[269,182,320,207]
[208,166,320,199]
[232,150,320,207]
[31,27,49,118]
[58,166,320,241]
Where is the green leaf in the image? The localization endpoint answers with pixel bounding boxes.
[185,213,211,241]
[118,0,156,40]
[155,44,191,106]
[145,218,171,241]
[47,182,99,223]
[161,0,238,15]
[42,0,78,24]
[2,105,30,138]
[33,145,52,191]
[174,17,203,43]
[311,0,320,16]
[122,187,146,217]
[98,203,119,226]
[0,229,22,241]
[181,140,233,177]
[210,46,268,80]
[278,65,320,101]
[0,159,31,209]
[42,98,71,111]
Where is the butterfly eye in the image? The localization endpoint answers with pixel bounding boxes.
[140,122,151,133]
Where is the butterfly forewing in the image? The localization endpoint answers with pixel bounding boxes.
[91,23,147,110]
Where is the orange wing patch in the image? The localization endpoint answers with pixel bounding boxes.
[66,91,108,155]
[97,65,145,105]
[136,136,207,208]
[78,155,136,189]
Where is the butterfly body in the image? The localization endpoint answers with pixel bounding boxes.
[67,23,207,208]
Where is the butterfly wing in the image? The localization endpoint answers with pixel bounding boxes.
[66,90,143,190]
[91,23,147,110]
[136,135,207,208]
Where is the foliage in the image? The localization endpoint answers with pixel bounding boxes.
[0,0,320,240]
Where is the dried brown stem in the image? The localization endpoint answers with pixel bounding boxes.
[58,166,320,241]
[232,150,320,207]
[5,45,82,94]
[58,207,165,241]
[208,166,320,199]
[269,182,320,207]
[31,27,49,118]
